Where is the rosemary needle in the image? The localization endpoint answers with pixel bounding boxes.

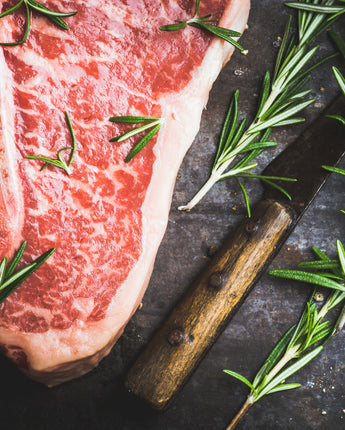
[0,0,77,46]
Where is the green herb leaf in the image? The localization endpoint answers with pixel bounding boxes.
[322,165,345,175]
[269,270,345,292]
[189,21,243,51]
[337,240,345,275]
[332,66,345,96]
[266,382,302,394]
[125,124,161,162]
[160,22,187,31]
[4,241,26,280]
[285,2,345,14]
[298,260,339,270]
[223,370,257,393]
[236,179,251,217]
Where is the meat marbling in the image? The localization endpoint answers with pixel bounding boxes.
[0,0,250,385]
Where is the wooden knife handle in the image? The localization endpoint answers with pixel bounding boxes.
[125,199,295,410]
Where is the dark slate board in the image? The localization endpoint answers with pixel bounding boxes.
[1,2,345,429]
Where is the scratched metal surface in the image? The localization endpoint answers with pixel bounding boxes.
[1,1,345,429]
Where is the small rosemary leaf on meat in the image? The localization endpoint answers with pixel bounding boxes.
[0,0,77,46]
[110,119,162,143]
[160,22,187,31]
[189,22,243,50]
[109,116,164,162]
[159,0,243,51]
[0,242,55,304]
[125,124,161,162]
[109,116,162,124]
[25,111,76,176]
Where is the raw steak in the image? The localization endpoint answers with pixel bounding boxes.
[0,0,250,385]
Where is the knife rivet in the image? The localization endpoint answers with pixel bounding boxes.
[245,220,258,234]
[167,328,184,346]
[208,272,224,290]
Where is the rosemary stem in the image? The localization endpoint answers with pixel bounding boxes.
[178,169,222,211]
[226,398,253,430]
[319,291,343,321]
[263,345,299,386]
[257,88,281,121]
[337,310,345,331]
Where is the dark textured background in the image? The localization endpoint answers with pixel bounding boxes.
[2,1,345,429]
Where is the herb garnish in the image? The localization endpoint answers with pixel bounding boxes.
[224,243,345,430]
[160,0,243,51]
[109,116,164,162]
[0,241,55,304]
[0,0,77,47]
[26,111,76,176]
[178,1,343,215]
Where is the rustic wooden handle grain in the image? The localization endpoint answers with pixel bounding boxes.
[125,199,295,410]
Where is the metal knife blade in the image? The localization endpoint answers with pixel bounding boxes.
[263,94,345,219]
[125,95,345,411]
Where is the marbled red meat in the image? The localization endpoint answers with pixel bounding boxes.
[0,0,250,385]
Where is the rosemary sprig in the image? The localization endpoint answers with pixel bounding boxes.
[178,1,343,215]
[109,116,164,162]
[160,0,243,51]
[0,241,55,304]
[25,111,76,176]
[0,0,77,47]
[224,242,345,430]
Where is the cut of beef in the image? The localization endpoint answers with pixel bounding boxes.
[0,0,250,385]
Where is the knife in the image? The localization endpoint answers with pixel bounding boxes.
[125,95,345,411]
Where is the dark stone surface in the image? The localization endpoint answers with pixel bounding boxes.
[1,2,345,429]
